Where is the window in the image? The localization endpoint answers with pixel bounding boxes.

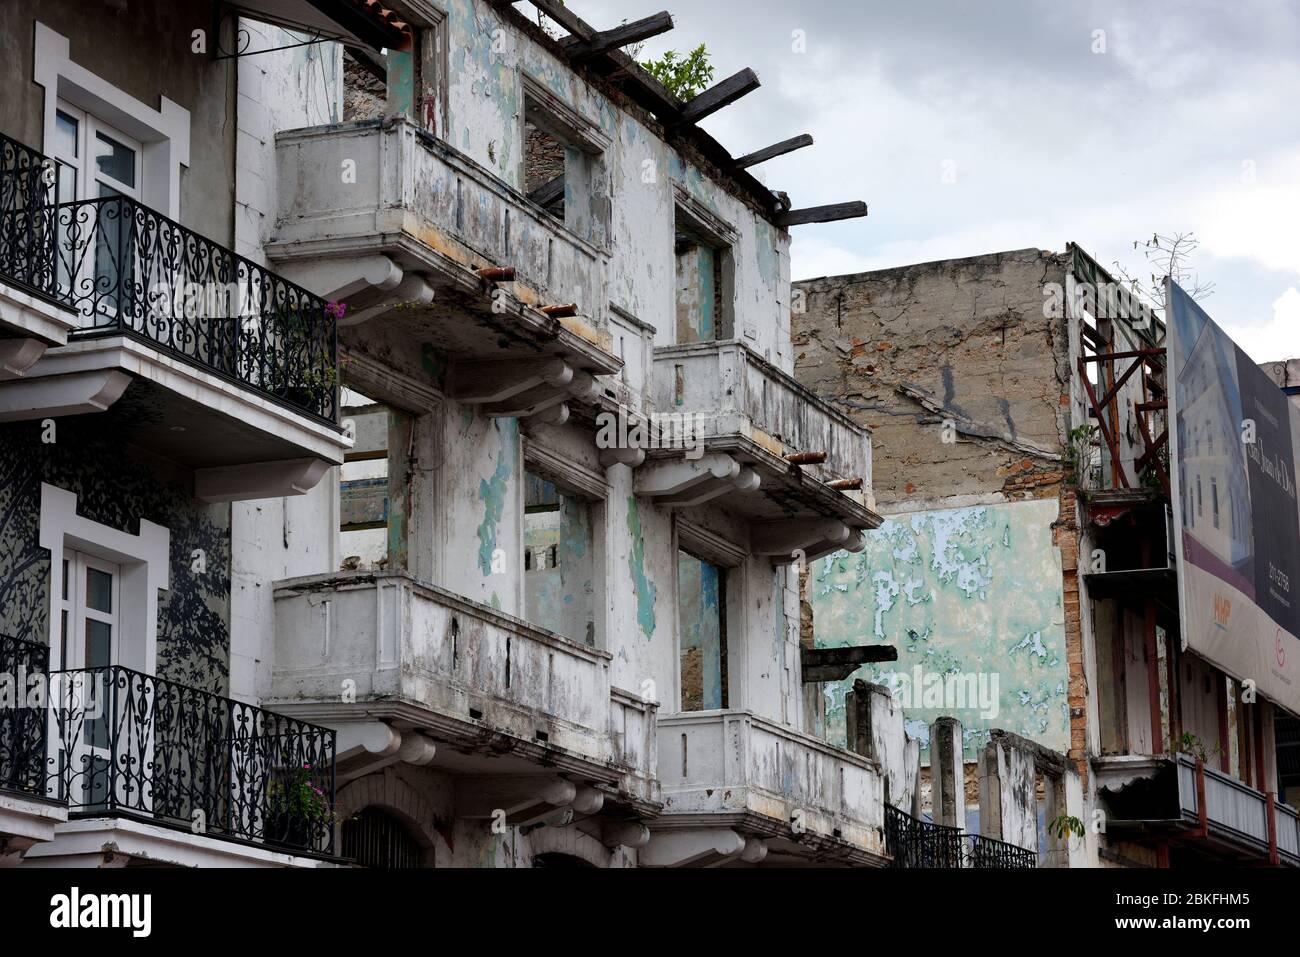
[339,390,392,570]
[519,79,609,247]
[673,194,736,344]
[55,549,121,808]
[1211,477,1220,529]
[49,101,142,325]
[677,550,727,711]
[523,116,566,220]
[1197,475,1203,518]
[524,472,598,646]
[58,550,120,673]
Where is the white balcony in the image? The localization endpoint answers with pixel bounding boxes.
[1096,753,1300,866]
[641,340,879,557]
[645,710,887,866]
[270,571,658,812]
[269,118,621,420]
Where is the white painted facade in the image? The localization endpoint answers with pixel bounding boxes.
[0,0,899,869]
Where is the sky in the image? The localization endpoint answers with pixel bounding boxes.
[567,0,1300,363]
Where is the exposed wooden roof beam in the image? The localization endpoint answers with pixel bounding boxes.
[527,173,566,210]
[776,201,869,227]
[676,68,761,125]
[562,11,674,62]
[514,0,594,39]
[734,133,814,170]
[499,1,780,213]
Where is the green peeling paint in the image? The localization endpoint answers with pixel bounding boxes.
[626,497,657,637]
[476,418,517,576]
[811,500,1068,760]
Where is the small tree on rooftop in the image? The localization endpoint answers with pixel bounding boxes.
[640,43,715,100]
[1111,230,1214,320]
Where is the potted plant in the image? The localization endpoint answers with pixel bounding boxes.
[267,301,342,412]
[266,762,333,850]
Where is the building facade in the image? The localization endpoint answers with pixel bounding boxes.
[0,0,904,868]
[793,244,1300,867]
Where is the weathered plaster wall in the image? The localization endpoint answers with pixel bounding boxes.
[812,499,1070,759]
[441,408,523,614]
[440,0,792,369]
[792,249,1071,506]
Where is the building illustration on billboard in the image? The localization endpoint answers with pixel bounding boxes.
[1174,296,1254,585]
[1167,279,1300,714]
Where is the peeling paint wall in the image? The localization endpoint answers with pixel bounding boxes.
[440,0,791,366]
[812,497,1070,760]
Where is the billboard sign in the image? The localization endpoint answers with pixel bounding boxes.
[1167,278,1300,713]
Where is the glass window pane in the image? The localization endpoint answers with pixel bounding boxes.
[85,618,112,669]
[93,131,135,188]
[86,567,113,613]
[54,111,78,158]
[61,559,69,601]
[56,162,76,204]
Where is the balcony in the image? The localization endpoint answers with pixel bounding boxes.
[883,806,1037,868]
[0,135,81,370]
[0,133,348,502]
[0,635,66,856]
[641,340,878,557]
[270,572,658,813]
[5,658,337,867]
[645,710,886,866]
[269,118,621,420]
[1096,753,1300,866]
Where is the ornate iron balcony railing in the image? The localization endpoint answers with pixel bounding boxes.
[0,131,338,423]
[49,665,337,856]
[884,804,1038,868]
[0,634,49,799]
[884,804,966,868]
[965,832,1038,869]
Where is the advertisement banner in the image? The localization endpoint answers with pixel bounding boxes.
[1167,279,1300,714]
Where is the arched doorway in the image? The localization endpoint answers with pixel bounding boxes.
[342,807,426,868]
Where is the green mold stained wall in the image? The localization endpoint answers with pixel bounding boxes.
[626,497,657,638]
[476,418,518,610]
[811,499,1069,760]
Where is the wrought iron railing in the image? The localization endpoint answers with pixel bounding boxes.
[0,131,338,423]
[0,133,60,301]
[884,804,965,868]
[49,665,337,856]
[0,635,49,799]
[965,832,1038,869]
[884,805,1038,868]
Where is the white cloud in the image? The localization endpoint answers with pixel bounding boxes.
[1225,286,1300,364]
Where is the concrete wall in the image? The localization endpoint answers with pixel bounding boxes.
[812,500,1070,759]
[439,0,792,369]
[792,249,1086,773]
[793,248,1070,506]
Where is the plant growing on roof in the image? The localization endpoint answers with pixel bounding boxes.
[641,43,714,100]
